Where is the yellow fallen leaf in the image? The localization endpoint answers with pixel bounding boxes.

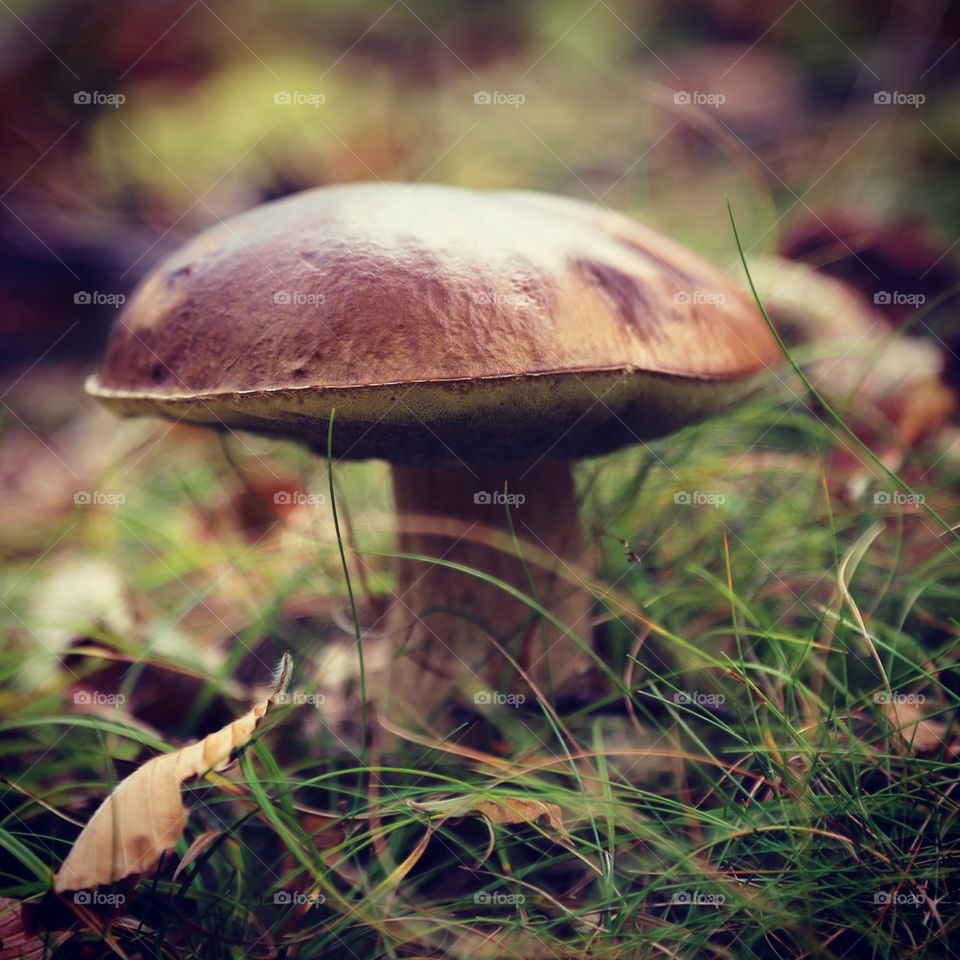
[54,654,291,892]
[408,795,564,833]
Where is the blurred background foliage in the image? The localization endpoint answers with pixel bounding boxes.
[2,0,960,691]
[2,0,959,656]
[1,0,959,365]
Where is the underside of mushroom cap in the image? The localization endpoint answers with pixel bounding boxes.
[87,366,763,464]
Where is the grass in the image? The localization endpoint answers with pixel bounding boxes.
[1,348,959,957]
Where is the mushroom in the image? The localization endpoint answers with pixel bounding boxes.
[87,183,781,727]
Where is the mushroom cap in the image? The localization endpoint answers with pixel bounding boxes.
[88,182,781,464]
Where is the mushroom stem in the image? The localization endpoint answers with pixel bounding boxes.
[385,459,593,726]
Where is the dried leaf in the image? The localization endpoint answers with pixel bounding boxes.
[882,700,948,754]
[408,795,564,833]
[54,654,291,892]
[1,898,72,958]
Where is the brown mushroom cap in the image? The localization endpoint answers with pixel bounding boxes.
[88,182,781,464]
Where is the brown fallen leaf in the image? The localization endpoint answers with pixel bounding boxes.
[54,654,291,892]
[1,898,72,958]
[882,699,952,755]
[407,795,564,833]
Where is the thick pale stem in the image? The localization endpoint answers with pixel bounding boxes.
[385,459,592,727]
